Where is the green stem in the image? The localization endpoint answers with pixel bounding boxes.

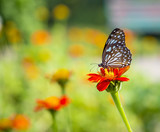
[60,86,72,132]
[110,92,132,132]
[65,107,72,132]
[50,111,58,132]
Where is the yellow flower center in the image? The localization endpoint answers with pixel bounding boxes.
[104,69,115,80]
[45,96,60,107]
[52,69,70,81]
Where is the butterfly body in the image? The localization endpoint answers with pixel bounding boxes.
[99,28,132,69]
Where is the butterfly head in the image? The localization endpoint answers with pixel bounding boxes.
[98,63,108,69]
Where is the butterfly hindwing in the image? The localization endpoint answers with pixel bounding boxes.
[106,45,132,68]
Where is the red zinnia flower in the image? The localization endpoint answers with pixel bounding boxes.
[35,96,70,112]
[87,66,130,91]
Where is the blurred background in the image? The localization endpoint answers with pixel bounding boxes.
[0,0,160,132]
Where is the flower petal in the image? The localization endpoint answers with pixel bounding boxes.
[87,74,102,82]
[115,77,129,81]
[118,66,130,77]
[97,81,110,91]
[34,100,45,111]
[100,68,105,76]
[113,68,119,76]
[60,96,70,106]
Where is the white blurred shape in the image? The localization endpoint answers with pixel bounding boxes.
[134,56,160,82]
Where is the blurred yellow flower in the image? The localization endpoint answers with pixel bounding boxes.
[31,30,51,45]
[35,6,49,21]
[7,28,21,43]
[38,49,51,62]
[69,44,84,57]
[53,4,70,20]
[51,69,70,81]
[0,118,12,130]
[48,69,71,88]
[12,114,30,130]
[22,57,39,80]
[68,27,84,42]
[4,21,21,43]
[141,36,158,53]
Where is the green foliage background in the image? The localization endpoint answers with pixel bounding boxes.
[0,0,160,132]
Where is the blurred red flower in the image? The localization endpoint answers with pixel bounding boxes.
[87,66,130,91]
[60,95,70,106]
[35,96,70,112]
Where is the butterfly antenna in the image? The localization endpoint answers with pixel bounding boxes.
[90,63,98,65]
[90,63,98,72]
[96,65,99,72]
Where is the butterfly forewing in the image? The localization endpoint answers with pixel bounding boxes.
[102,28,126,64]
[100,28,132,69]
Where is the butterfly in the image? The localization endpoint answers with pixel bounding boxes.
[98,28,132,69]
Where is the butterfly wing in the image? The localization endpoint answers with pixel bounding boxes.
[106,45,132,68]
[101,28,132,68]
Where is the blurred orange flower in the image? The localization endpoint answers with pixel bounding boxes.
[68,27,84,42]
[22,57,39,80]
[12,114,30,130]
[53,4,70,20]
[35,96,70,112]
[69,44,84,57]
[31,30,51,45]
[0,118,12,130]
[85,28,107,48]
[124,29,136,54]
[0,115,30,131]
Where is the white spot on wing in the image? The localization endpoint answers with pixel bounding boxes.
[105,54,108,60]
[114,40,117,44]
[106,47,111,52]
